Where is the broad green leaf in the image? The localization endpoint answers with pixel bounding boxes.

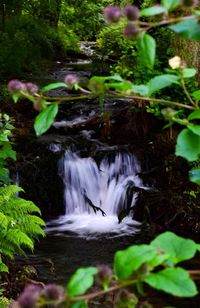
[0,143,16,160]
[192,90,200,101]
[189,168,200,185]
[88,77,106,94]
[106,81,133,92]
[148,252,170,269]
[176,128,200,161]
[114,245,157,279]
[151,232,197,264]
[104,75,123,82]
[67,267,98,297]
[147,74,179,96]
[196,244,200,252]
[34,103,58,136]
[145,267,197,297]
[169,19,200,41]
[188,124,200,136]
[188,109,200,120]
[137,33,156,68]
[182,68,196,78]
[161,0,181,11]
[140,6,166,17]
[70,301,88,308]
[132,85,149,97]
[40,82,66,93]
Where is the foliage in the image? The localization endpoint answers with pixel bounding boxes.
[0,113,16,183]
[0,185,45,274]
[60,0,111,40]
[0,111,45,275]
[15,232,200,307]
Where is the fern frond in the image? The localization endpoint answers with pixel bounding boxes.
[0,184,45,273]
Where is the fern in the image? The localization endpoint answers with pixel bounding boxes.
[0,185,45,273]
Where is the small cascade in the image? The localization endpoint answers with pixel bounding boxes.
[46,149,144,237]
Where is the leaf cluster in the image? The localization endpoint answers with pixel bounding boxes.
[0,185,45,274]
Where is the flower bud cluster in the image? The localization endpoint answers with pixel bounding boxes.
[17,283,65,308]
[104,5,140,39]
[64,74,79,89]
[8,80,39,95]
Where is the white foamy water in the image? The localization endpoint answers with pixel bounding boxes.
[46,150,144,237]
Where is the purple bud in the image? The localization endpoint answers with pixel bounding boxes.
[25,82,39,95]
[124,5,139,21]
[97,265,112,280]
[41,284,65,301]
[123,23,139,39]
[17,284,42,308]
[104,6,121,23]
[64,74,79,89]
[8,80,26,94]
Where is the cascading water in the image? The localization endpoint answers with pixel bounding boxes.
[46,149,144,237]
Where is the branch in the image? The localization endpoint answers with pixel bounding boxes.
[108,93,195,110]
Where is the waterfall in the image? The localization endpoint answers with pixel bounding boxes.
[46,149,144,237]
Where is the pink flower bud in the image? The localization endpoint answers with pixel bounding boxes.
[64,74,78,88]
[17,284,42,308]
[25,82,39,95]
[104,6,121,23]
[124,5,139,21]
[8,80,26,94]
[123,23,139,39]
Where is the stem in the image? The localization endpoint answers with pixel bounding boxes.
[180,76,196,107]
[139,15,197,32]
[109,93,194,110]
[71,280,136,302]
[42,94,97,102]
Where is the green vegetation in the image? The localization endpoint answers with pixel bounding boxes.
[1,0,200,306]
[14,232,200,306]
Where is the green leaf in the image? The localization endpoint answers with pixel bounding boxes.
[169,18,200,41]
[140,6,166,17]
[106,81,133,92]
[40,82,66,93]
[196,244,200,252]
[34,103,58,136]
[132,85,149,96]
[188,124,200,136]
[12,93,21,103]
[176,128,200,161]
[114,245,157,280]
[88,77,106,94]
[182,68,196,78]
[70,301,88,308]
[67,267,98,297]
[0,258,8,273]
[147,74,179,96]
[188,109,200,120]
[151,232,197,264]
[144,267,197,297]
[137,33,156,68]
[161,0,181,11]
[104,75,124,82]
[189,168,200,185]
[0,143,16,160]
[192,90,200,101]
